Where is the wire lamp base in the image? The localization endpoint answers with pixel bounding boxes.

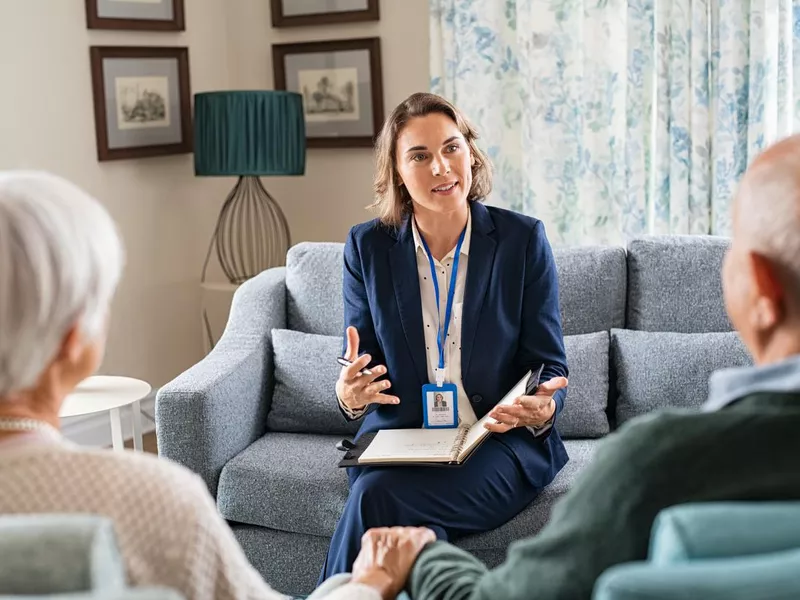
[201,176,291,285]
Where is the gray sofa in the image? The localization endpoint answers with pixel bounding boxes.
[156,234,751,597]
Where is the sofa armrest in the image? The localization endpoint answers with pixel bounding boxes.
[156,268,287,497]
[593,549,800,600]
[650,502,800,563]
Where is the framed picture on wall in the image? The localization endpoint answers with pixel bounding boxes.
[85,0,185,31]
[270,0,379,28]
[272,37,384,148]
[90,46,193,161]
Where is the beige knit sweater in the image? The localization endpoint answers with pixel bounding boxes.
[0,437,380,600]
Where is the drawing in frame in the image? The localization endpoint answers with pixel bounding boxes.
[272,37,384,148]
[86,0,185,31]
[270,0,379,28]
[90,46,192,161]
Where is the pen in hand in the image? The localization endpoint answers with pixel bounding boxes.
[337,356,374,376]
[336,326,400,408]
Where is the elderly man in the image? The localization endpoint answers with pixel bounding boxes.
[358,135,800,599]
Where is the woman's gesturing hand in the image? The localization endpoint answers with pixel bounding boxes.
[336,326,400,412]
[485,377,568,433]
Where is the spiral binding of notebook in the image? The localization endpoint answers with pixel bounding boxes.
[448,424,471,462]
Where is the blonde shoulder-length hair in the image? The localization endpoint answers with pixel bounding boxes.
[369,92,492,227]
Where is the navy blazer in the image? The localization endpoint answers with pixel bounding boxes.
[341,201,569,488]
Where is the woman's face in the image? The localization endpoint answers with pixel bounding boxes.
[395,113,473,216]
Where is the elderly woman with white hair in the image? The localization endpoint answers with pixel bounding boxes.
[0,171,433,600]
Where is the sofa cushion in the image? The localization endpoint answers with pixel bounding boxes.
[558,331,610,439]
[217,433,598,543]
[286,242,344,336]
[626,236,732,332]
[268,328,609,438]
[612,329,752,425]
[267,329,360,435]
[218,433,350,537]
[553,246,627,336]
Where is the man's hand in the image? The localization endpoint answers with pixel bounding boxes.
[351,527,437,600]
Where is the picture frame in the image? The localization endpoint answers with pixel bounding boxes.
[90,46,193,161]
[272,38,384,149]
[270,0,379,28]
[86,0,185,31]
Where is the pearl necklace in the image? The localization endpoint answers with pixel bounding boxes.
[0,417,62,441]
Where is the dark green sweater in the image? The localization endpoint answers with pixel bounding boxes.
[410,392,800,600]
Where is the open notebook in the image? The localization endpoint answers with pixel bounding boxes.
[338,365,543,467]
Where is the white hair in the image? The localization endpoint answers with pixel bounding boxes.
[737,135,800,298]
[0,171,125,397]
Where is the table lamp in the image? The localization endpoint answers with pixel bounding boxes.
[194,90,306,284]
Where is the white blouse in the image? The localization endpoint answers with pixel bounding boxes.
[411,211,478,426]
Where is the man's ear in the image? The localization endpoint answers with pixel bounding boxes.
[748,251,785,329]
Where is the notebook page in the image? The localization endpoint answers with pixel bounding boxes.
[457,371,531,461]
[359,428,458,463]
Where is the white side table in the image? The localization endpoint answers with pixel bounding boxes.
[60,376,151,452]
[201,282,240,353]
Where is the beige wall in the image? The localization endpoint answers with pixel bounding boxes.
[225,0,430,244]
[0,0,429,391]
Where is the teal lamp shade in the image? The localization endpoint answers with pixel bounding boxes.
[194,91,306,286]
[193,90,306,176]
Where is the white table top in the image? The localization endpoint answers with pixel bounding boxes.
[60,376,151,418]
[201,282,240,292]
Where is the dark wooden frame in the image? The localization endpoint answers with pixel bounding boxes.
[90,46,193,161]
[272,37,384,149]
[270,0,378,28]
[85,0,185,31]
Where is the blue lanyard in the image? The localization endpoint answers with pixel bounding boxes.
[418,223,466,385]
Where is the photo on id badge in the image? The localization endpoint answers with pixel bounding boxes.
[422,382,459,428]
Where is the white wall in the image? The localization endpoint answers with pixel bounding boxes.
[0,0,430,442]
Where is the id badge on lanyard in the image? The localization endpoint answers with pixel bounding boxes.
[419,223,466,429]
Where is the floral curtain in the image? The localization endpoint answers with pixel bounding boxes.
[430,0,800,245]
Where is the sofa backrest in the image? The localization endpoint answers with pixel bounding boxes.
[553,246,626,335]
[285,242,629,338]
[286,242,344,336]
[625,235,732,332]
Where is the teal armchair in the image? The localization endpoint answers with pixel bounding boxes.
[0,515,182,599]
[593,502,800,600]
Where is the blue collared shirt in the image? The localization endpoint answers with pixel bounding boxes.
[703,352,800,412]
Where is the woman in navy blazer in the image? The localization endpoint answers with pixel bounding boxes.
[320,93,569,582]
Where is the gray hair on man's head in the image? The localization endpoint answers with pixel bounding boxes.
[0,171,125,397]
[737,134,800,300]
